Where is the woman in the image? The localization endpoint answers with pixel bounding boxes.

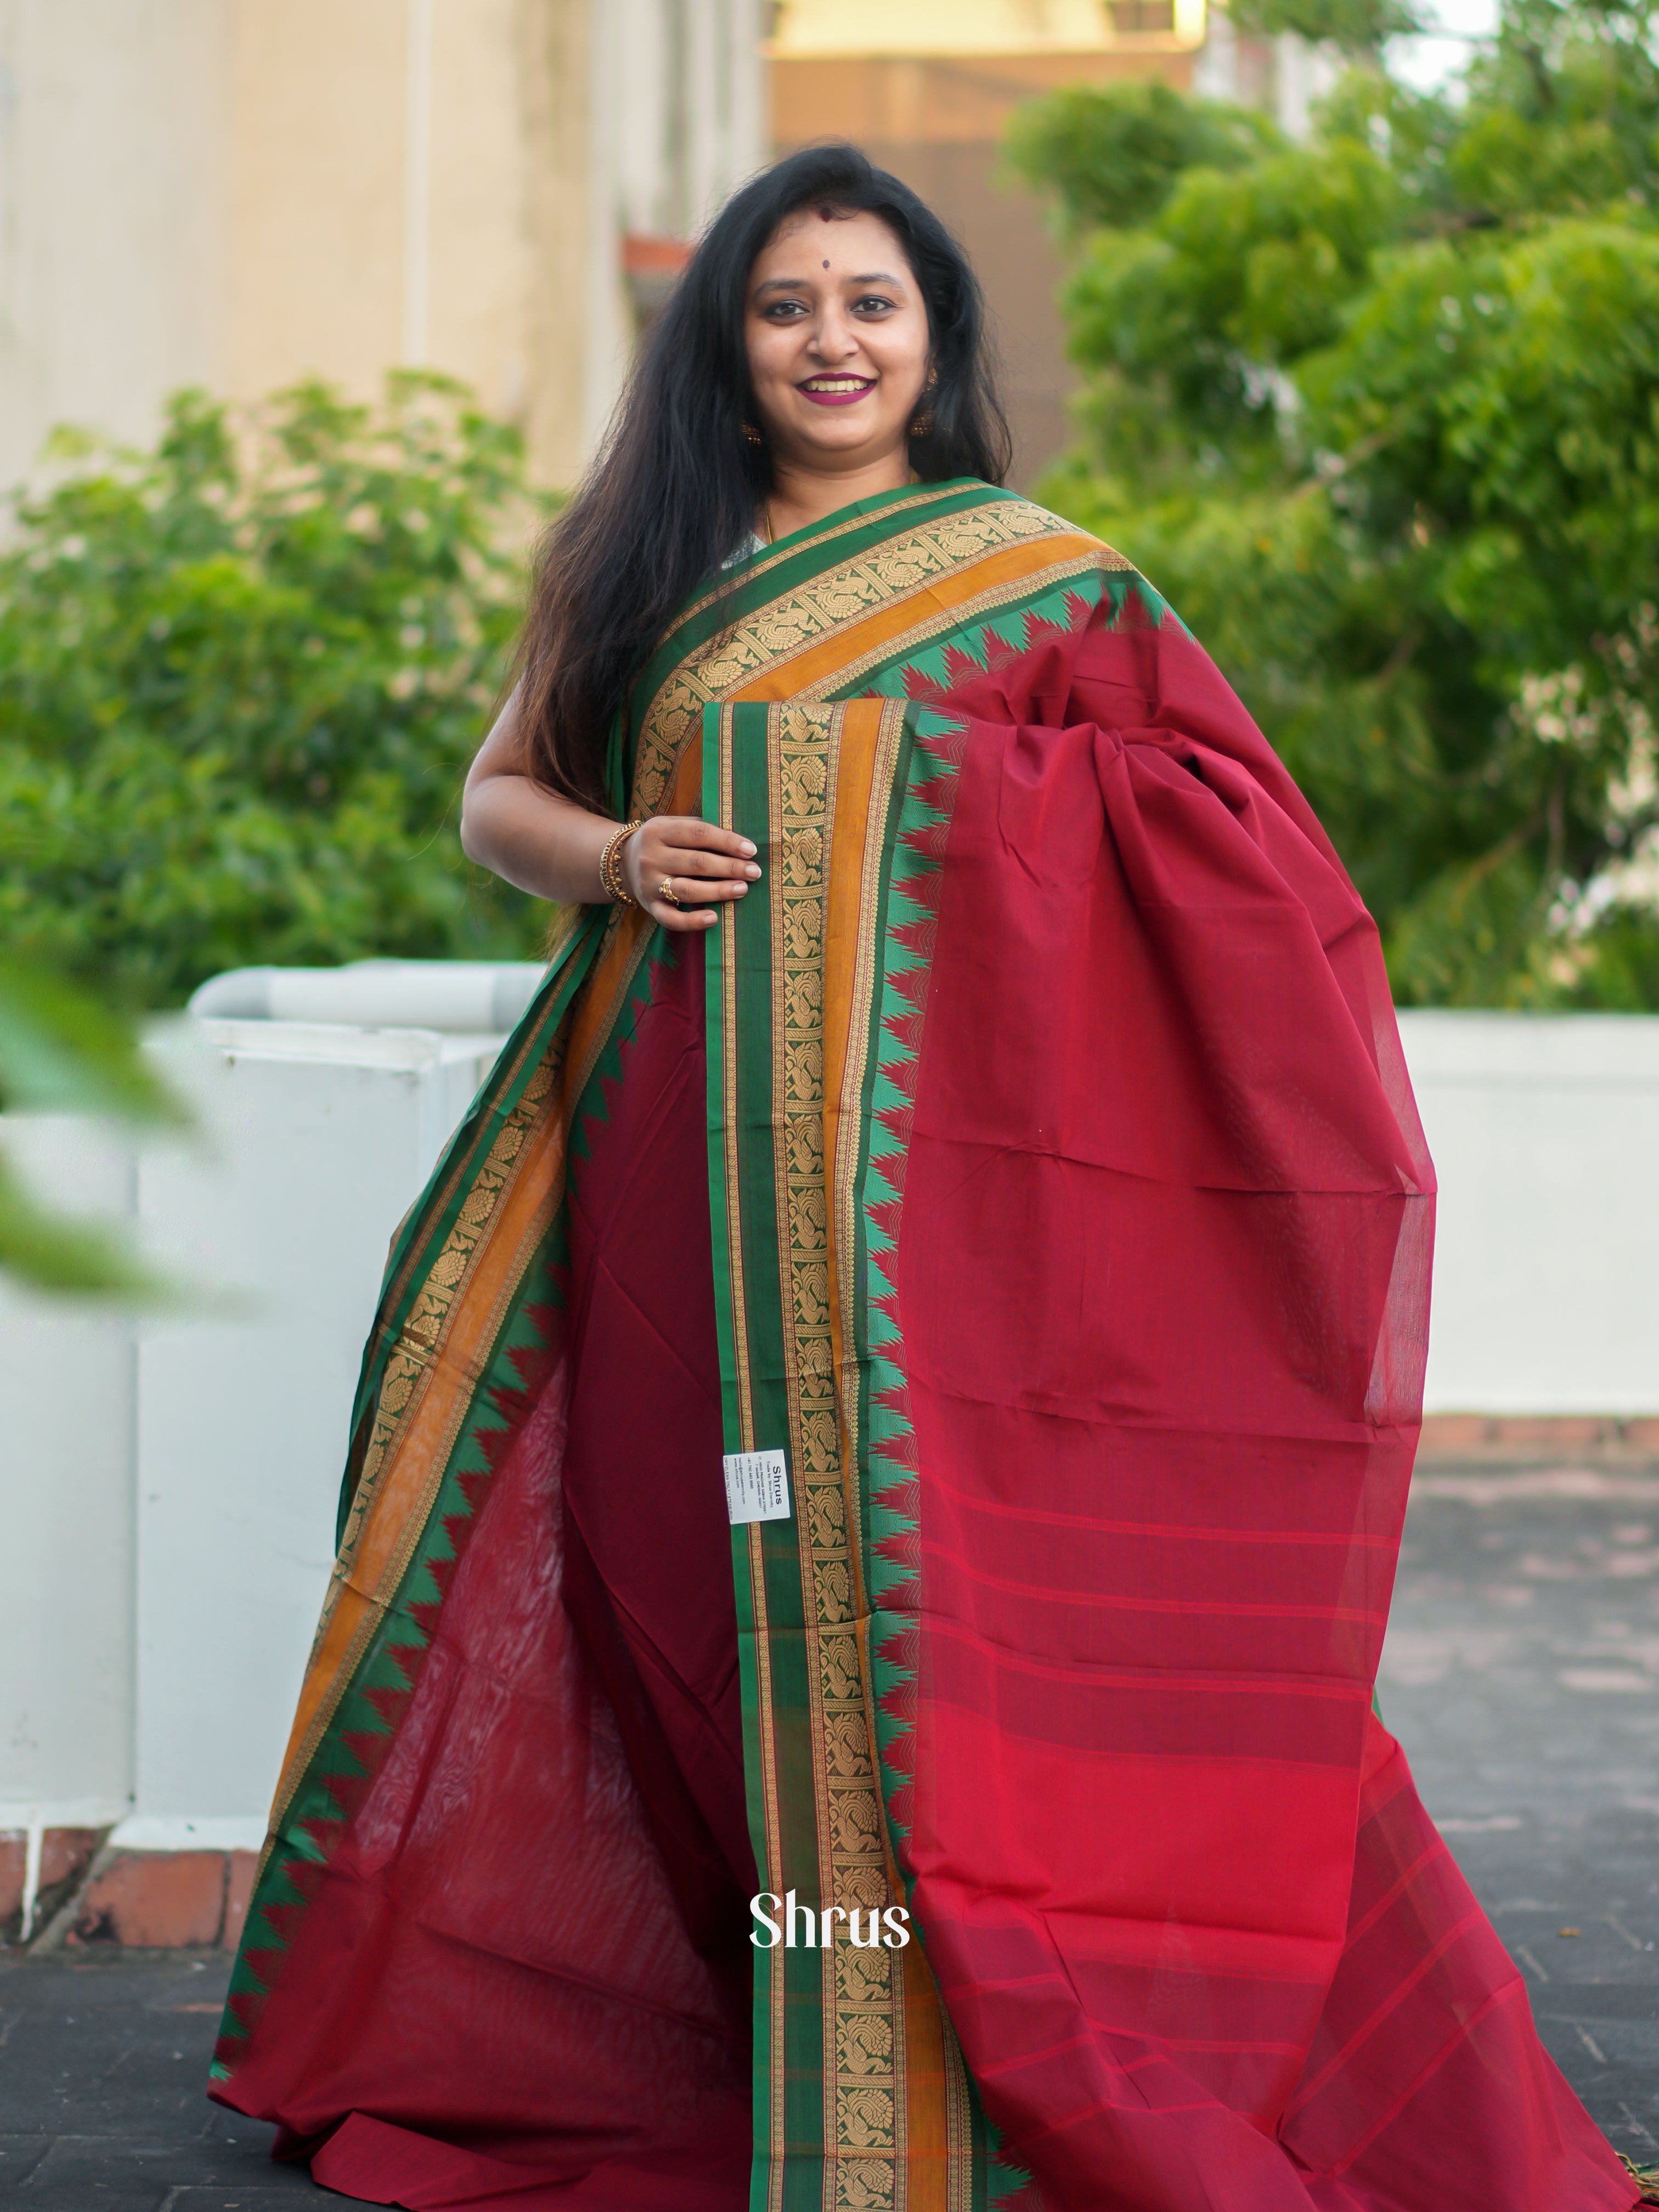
[210,146,1638,2212]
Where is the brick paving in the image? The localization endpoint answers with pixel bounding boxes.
[1,1454,1655,2207]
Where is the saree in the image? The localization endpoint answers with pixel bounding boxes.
[211,478,1634,2212]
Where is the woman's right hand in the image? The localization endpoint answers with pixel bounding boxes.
[620,816,762,932]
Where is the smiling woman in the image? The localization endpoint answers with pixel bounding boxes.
[454,148,1009,926]
[744,207,935,534]
[208,145,1638,2212]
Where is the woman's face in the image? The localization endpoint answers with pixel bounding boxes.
[744,208,932,475]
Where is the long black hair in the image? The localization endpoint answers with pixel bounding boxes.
[513,142,1012,809]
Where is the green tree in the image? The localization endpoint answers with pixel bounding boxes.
[1227,0,1423,53]
[1009,0,1659,1006]
[0,374,550,1008]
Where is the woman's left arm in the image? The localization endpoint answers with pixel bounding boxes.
[460,690,760,928]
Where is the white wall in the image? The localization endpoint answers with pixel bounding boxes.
[0,1017,501,1841]
[1190,9,1341,139]
[583,0,766,454]
[1400,1012,1659,1417]
[0,1118,136,1830]
[0,0,228,494]
[130,1021,501,1833]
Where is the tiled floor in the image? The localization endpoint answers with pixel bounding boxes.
[2,1455,1655,2207]
[1380,1458,1659,2172]
[0,1949,309,2207]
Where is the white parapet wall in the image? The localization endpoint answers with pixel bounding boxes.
[1399,1012,1659,1417]
[129,1017,507,1841]
[1,984,509,1868]
[1,980,1656,1864]
[0,1116,138,1839]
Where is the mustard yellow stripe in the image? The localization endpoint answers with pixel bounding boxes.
[270,787,698,1817]
[902,1938,954,2212]
[820,699,962,2206]
[270,1100,567,1799]
[822,699,902,1639]
[736,532,1104,703]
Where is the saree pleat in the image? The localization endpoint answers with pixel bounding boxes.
[212,478,1634,2212]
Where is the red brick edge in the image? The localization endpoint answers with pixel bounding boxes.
[1420,1414,1659,1459]
[1,1834,257,1950]
[0,1829,101,1943]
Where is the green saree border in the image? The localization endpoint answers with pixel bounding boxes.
[837,707,1038,2212]
[707,696,1041,2212]
[213,920,673,2081]
[695,538,1173,2211]
[336,904,608,1546]
[631,479,1017,740]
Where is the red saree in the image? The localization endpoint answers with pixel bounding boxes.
[211,479,1634,2211]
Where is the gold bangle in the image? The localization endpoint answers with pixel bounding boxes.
[599,820,643,906]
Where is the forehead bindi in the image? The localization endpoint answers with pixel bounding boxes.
[753,209,910,289]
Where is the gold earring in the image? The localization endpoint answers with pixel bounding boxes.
[744,421,764,447]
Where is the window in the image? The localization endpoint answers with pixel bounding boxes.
[1109,1,1176,31]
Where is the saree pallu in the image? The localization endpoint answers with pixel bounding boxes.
[211,478,1634,2212]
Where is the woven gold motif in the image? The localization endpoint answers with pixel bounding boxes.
[633,496,1083,819]
[335,900,654,1623]
[352,1066,554,1514]
[300,1042,565,1699]
[838,2158,898,2212]
[768,701,909,2208]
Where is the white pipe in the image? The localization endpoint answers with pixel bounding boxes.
[187,960,546,1034]
[18,1813,42,1942]
[403,0,435,366]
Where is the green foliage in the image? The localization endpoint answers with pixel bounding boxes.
[1227,0,1423,53]
[0,375,551,1008]
[0,962,184,1295]
[1009,0,1659,1005]
[1004,80,1280,235]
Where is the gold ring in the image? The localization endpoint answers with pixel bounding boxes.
[658,877,680,906]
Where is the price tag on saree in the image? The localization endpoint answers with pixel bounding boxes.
[723,1448,792,1525]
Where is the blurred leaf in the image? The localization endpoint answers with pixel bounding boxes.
[0,962,187,1120]
[0,1149,163,1299]
[0,960,189,1296]
[1005,79,1279,234]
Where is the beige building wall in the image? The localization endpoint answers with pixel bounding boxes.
[0,0,766,496]
[222,0,601,479]
[223,2,411,415]
[0,0,229,490]
[774,1,1208,54]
